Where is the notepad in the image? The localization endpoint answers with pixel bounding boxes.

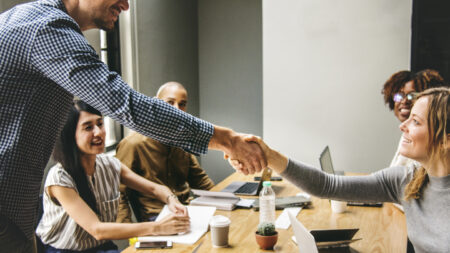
[137,205,216,245]
[190,189,241,210]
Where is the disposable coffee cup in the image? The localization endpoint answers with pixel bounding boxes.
[209,215,230,248]
[330,200,347,213]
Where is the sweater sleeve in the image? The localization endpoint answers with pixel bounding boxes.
[280,158,408,203]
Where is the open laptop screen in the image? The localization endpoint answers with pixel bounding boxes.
[319,146,335,175]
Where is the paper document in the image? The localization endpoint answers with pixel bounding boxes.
[192,189,238,199]
[236,198,255,208]
[288,212,318,253]
[191,189,241,210]
[275,207,302,229]
[138,205,216,245]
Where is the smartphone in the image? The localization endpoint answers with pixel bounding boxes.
[135,241,172,249]
[254,176,282,181]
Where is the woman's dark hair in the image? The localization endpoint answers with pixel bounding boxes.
[52,100,102,214]
[412,69,445,92]
[381,70,414,110]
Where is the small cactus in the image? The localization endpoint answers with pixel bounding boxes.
[257,222,276,236]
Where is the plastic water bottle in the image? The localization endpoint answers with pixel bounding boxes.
[259,181,276,224]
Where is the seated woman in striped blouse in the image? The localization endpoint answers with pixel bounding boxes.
[36,100,190,253]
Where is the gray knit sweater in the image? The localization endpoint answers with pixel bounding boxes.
[281,159,450,253]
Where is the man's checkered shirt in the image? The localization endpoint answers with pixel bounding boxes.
[0,0,213,240]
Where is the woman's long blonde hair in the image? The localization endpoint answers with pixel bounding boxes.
[404,87,449,200]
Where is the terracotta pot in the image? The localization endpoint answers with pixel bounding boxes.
[255,231,278,250]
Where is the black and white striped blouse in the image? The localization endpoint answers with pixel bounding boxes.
[36,154,121,250]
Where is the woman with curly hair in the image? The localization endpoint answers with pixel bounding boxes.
[382,69,445,167]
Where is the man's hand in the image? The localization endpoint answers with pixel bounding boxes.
[209,126,267,175]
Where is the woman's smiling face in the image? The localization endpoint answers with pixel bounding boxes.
[75,111,105,156]
[399,96,430,163]
[394,81,416,122]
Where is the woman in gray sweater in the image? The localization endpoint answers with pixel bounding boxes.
[232,87,449,253]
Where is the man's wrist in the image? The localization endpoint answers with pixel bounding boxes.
[209,125,234,153]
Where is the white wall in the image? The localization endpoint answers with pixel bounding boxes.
[263,0,412,172]
[132,0,200,116]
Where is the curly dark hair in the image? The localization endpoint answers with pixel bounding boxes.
[382,70,413,110]
[382,69,446,110]
[412,69,445,92]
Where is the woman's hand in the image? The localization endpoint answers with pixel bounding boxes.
[154,214,190,235]
[167,195,188,217]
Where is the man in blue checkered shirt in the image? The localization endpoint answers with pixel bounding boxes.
[0,0,266,251]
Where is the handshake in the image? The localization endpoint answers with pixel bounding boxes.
[210,126,288,175]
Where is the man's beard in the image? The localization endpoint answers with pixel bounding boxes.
[93,18,115,32]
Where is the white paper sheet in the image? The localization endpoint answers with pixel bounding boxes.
[288,212,318,253]
[275,207,302,229]
[138,205,216,245]
[192,189,238,199]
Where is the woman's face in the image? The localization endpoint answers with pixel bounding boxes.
[75,111,105,156]
[394,81,416,122]
[399,96,430,163]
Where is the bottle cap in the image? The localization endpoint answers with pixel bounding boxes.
[263,181,272,187]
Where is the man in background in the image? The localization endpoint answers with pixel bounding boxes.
[116,82,215,222]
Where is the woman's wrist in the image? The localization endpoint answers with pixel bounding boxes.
[166,193,177,204]
[268,149,288,174]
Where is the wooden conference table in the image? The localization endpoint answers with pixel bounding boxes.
[123,172,407,252]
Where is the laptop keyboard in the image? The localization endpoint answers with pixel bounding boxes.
[235,182,259,194]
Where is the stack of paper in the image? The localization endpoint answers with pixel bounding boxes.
[137,205,216,245]
[190,189,240,211]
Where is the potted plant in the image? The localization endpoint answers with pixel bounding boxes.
[255,222,278,250]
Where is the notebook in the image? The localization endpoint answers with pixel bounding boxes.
[221,167,272,196]
[319,146,382,207]
[190,189,240,211]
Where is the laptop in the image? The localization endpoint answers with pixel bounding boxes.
[319,146,344,175]
[319,146,382,207]
[221,168,272,196]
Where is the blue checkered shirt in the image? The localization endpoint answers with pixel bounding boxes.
[0,0,213,240]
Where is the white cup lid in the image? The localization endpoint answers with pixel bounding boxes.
[209,215,230,227]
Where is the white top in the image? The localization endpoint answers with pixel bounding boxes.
[36,154,121,250]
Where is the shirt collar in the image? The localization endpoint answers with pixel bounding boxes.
[39,0,68,14]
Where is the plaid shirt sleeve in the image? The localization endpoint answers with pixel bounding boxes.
[30,17,213,155]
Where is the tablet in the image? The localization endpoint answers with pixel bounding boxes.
[310,228,361,249]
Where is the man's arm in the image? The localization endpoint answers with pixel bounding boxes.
[31,22,266,172]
